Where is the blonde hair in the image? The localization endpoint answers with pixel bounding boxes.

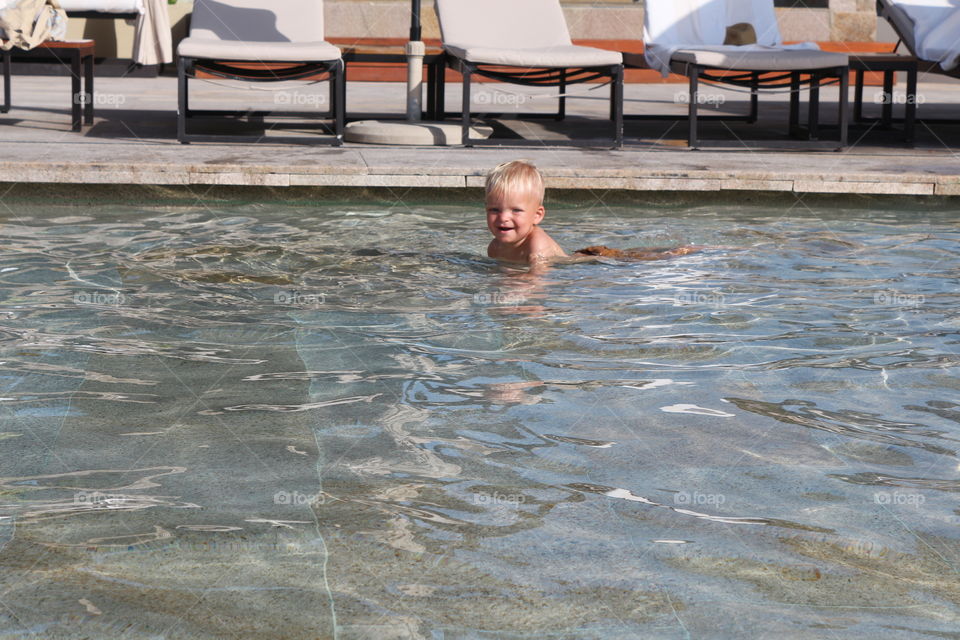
[485,160,545,205]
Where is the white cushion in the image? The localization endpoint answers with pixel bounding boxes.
[672,46,847,70]
[189,0,325,44]
[436,0,572,50]
[178,37,341,62]
[444,43,621,68]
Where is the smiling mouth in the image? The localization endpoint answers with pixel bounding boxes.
[498,226,514,232]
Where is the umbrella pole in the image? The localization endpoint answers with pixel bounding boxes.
[405,40,424,122]
[406,0,423,121]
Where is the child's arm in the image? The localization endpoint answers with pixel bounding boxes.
[574,245,702,261]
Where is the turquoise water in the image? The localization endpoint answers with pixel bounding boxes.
[0,201,958,638]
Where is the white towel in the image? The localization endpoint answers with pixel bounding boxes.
[132,0,171,65]
[644,0,818,76]
[893,0,960,70]
[0,0,67,49]
[726,0,781,46]
[644,0,724,74]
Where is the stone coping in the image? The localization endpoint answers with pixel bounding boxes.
[2,146,957,197]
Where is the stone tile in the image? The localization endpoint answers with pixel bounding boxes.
[793,179,934,195]
[0,168,187,185]
[325,2,410,39]
[545,177,725,191]
[778,8,832,42]
[289,174,464,187]
[187,172,291,187]
[720,179,795,191]
[831,0,860,12]
[831,12,877,42]
[631,178,725,191]
[934,182,960,196]
[563,7,642,41]
[420,7,441,41]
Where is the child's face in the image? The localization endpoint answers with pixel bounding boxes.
[485,187,545,246]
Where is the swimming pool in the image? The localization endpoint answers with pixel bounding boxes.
[1,199,958,638]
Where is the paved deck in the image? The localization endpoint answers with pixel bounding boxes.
[3,75,960,197]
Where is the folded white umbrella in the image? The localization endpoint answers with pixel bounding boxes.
[132,0,172,65]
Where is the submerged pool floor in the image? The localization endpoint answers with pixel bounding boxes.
[0,202,958,638]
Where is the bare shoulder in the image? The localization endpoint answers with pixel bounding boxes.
[526,227,566,263]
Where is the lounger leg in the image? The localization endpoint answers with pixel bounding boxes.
[178,56,189,144]
[330,61,339,120]
[748,72,759,123]
[808,73,820,140]
[1,51,9,114]
[853,68,864,122]
[904,63,917,145]
[333,60,345,146]
[437,56,447,120]
[688,67,699,149]
[881,69,893,128]
[789,72,800,137]
[557,69,566,121]
[611,64,623,149]
[70,51,81,132]
[838,66,848,150]
[461,66,472,147]
[83,52,93,125]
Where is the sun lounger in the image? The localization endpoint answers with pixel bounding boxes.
[176,0,343,145]
[630,0,850,149]
[877,0,960,77]
[433,0,624,148]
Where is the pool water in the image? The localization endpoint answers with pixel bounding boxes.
[1,200,958,638]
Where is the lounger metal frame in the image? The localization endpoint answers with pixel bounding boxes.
[177,57,345,145]
[681,61,848,148]
[1,41,95,132]
[648,59,849,149]
[849,54,917,143]
[432,53,624,149]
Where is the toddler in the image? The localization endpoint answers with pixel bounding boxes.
[484,160,699,265]
[485,160,565,264]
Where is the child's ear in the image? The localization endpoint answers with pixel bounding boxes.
[534,205,545,223]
